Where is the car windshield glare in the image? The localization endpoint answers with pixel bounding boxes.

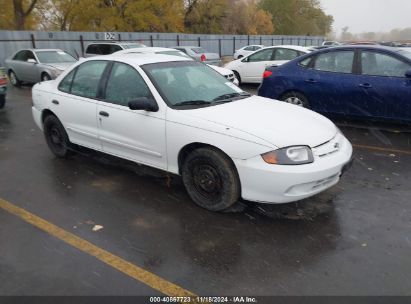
[35,51,77,63]
[143,61,247,107]
[157,51,191,58]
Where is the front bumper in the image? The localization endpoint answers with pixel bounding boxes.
[234,135,353,204]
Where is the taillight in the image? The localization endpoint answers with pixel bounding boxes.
[263,70,273,78]
[0,78,7,85]
[200,54,206,62]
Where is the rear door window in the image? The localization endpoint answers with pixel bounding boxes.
[313,51,355,73]
[361,51,411,77]
[86,45,100,55]
[71,61,109,98]
[274,48,300,61]
[58,69,76,93]
[247,48,274,62]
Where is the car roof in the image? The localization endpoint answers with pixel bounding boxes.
[266,45,310,52]
[316,45,411,55]
[93,53,193,66]
[117,47,180,54]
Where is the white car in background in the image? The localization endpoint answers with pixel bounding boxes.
[31,54,352,212]
[116,47,239,85]
[225,45,310,84]
[234,45,264,59]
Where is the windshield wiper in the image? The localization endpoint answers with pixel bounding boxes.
[212,92,251,102]
[174,100,212,107]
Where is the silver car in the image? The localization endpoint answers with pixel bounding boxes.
[173,46,222,66]
[5,49,77,86]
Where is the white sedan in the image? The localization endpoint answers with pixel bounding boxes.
[234,45,264,59]
[32,54,352,211]
[115,47,239,85]
[225,45,310,84]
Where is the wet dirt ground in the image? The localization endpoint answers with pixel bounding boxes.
[0,85,410,296]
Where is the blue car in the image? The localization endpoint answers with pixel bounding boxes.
[258,46,411,123]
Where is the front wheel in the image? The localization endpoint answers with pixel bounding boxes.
[9,71,21,87]
[182,148,241,211]
[43,115,73,158]
[281,91,310,108]
[233,71,241,86]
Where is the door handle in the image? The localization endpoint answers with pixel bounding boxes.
[305,79,317,83]
[52,99,59,105]
[99,111,109,117]
[359,83,372,88]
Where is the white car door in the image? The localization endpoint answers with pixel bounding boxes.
[53,60,109,150]
[239,48,275,83]
[97,62,167,170]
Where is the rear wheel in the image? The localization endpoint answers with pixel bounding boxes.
[43,115,73,158]
[182,148,241,211]
[281,91,310,108]
[0,95,5,109]
[41,73,51,82]
[9,71,21,87]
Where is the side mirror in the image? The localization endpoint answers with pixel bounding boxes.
[27,58,37,64]
[405,69,411,78]
[128,97,158,112]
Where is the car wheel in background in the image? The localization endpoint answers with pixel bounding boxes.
[43,115,73,158]
[238,55,243,59]
[281,91,310,108]
[233,71,241,86]
[182,147,241,212]
[9,71,21,87]
[42,73,51,82]
[0,95,5,109]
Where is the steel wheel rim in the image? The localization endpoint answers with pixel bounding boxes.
[42,74,50,81]
[192,164,222,200]
[50,126,64,149]
[285,96,304,107]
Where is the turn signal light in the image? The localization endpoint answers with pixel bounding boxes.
[263,70,273,78]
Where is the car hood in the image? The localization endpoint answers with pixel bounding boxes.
[208,65,232,76]
[182,96,337,148]
[43,62,75,70]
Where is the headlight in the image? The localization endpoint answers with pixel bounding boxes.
[261,146,314,165]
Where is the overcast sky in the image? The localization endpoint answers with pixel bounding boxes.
[320,0,411,34]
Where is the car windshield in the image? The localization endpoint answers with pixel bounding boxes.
[192,47,205,54]
[398,50,411,60]
[35,51,77,63]
[157,51,191,58]
[143,61,250,108]
[122,43,146,49]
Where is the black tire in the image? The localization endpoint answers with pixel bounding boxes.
[43,115,73,158]
[9,70,21,87]
[182,147,241,211]
[41,73,52,82]
[233,71,241,86]
[0,95,5,109]
[281,91,310,108]
[238,55,244,59]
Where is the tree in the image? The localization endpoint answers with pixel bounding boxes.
[0,0,40,30]
[184,0,228,34]
[13,0,39,30]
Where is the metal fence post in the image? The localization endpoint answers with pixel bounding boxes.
[218,39,222,57]
[198,37,201,47]
[281,37,284,45]
[247,35,250,45]
[233,36,236,54]
[150,35,153,47]
[298,37,301,45]
[260,36,262,45]
[30,33,36,48]
[271,37,274,46]
[177,35,180,46]
[118,33,122,41]
[79,35,84,56]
